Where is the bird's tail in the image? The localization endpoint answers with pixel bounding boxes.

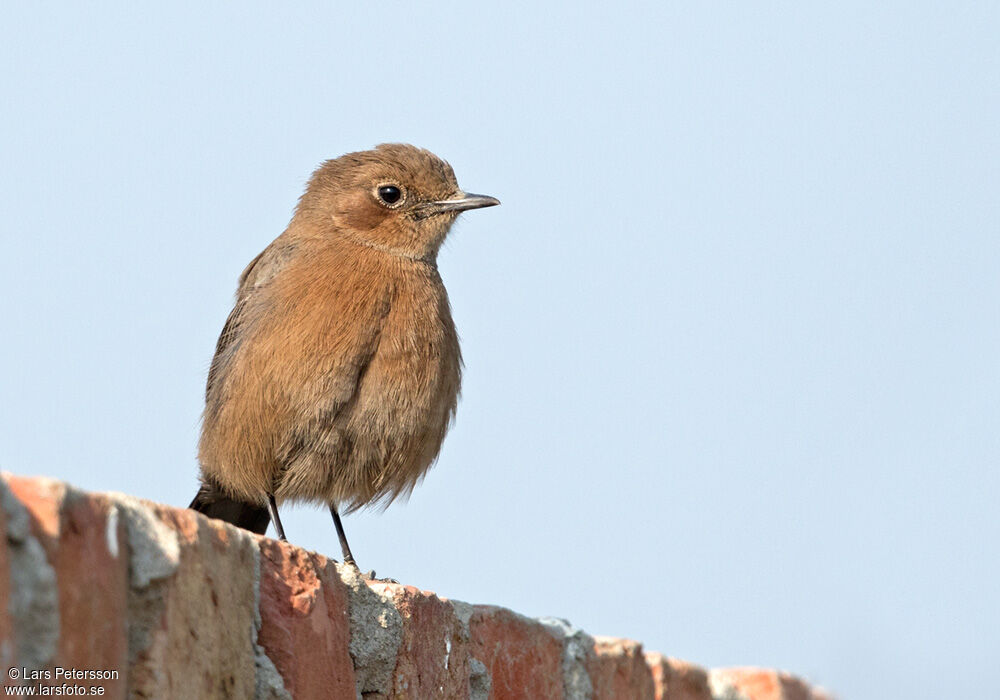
[189,481,270,535]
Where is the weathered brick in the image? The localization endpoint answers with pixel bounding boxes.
[709,667,827,700]
[1,475,60,681]
[587,636,655,700]
[646,653,711,700]
[368,583,471,699]
[538,618,595,699]
[0,477,836,700]
[125,501,259,699]
[54,492,128,698]
[3,477,125,697]
[256,539,355,699]
[0,480,12,683]
[5,475,64,555]
[337,565,402,698]
[468,605,564,700]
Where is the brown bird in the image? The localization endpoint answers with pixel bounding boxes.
[190,144,499,566]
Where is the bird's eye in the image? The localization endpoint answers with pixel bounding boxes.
[377,185,402,205]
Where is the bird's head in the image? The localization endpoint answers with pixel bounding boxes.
[294,143,499,261]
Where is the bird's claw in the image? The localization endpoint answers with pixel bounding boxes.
[358,569,398,583]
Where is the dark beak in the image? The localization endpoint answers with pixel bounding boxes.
[419,192,501,216]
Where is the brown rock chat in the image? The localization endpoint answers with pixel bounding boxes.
[190,144,499,567]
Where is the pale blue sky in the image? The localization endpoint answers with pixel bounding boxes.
[2,4,998,699]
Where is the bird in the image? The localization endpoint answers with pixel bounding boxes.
[190,143,499,568]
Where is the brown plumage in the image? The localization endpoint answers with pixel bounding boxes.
[190,144,499,564]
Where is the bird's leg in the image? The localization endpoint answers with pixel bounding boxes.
[267,494,287,541]
[329,504,358,567]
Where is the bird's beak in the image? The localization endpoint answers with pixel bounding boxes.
[419,192,501,216]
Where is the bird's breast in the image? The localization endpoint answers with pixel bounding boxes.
[358,268,462,433]
[262,251,464,507]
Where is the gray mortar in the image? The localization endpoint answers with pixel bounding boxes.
[1,477,59,671]
[450,599,493,700]
[539,617,595,700]
[450,599,474,633]
[113,494,291,699]
[254,652,292,700]
[707,670,752,700]
[338,565,403,699]
[107,493,180,588]
[105,493,183,680]
[468,657,491,700]
[247,529,291,700]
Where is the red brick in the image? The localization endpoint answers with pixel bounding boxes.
[710,668,825,700]
[712,668,782,700]
[469,605,564,700]
[0,476,834,700]
[0,484,11,683]
[256,539,355,699]
[778,674,815,700]
[587,636,655,700]
[1,480,127,697]
[53,493,128,699]
[369,583,470,698]
[646,653,711,700]
[129,504,259,699]
[5,475,64,555]
[1,476,59,688]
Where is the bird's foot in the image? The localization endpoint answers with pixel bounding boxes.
[358,568,398,584]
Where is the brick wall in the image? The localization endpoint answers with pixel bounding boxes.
[0,474,831,699]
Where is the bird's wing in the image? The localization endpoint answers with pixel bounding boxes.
[205,240,295,400]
